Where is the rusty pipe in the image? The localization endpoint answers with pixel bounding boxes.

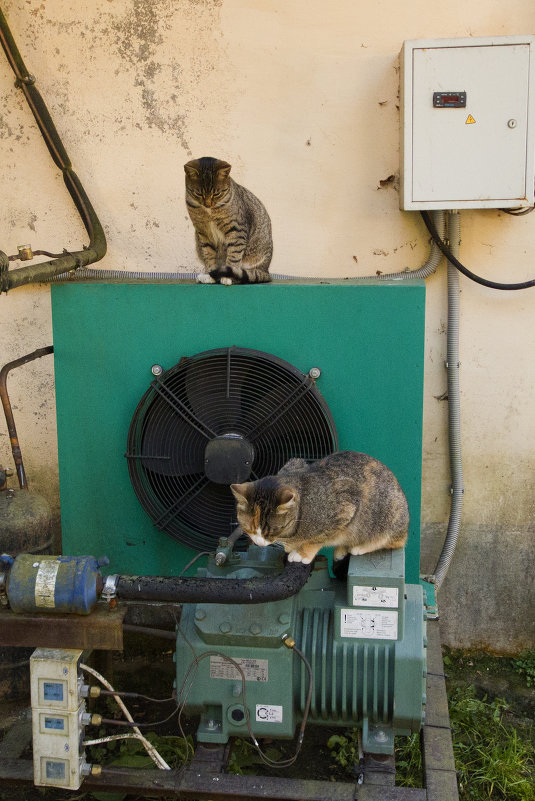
[0,346,53,489]
[0,8,106,291]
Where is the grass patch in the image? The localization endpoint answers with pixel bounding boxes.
[448,686,534,801]
[512,651,535,688]
[326,684,534,799]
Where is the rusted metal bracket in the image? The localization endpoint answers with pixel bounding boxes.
[421,621,459,801]
[0,604,126,650]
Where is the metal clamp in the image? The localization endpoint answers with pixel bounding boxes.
[101,574,119,609]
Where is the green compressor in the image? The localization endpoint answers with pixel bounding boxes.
[174,544,427,755]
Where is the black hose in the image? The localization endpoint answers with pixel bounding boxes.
[420,211,535,291]
[0,8,107,291]
[116,560,312,605]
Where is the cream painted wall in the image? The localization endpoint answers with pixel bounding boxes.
[1,0,534,650]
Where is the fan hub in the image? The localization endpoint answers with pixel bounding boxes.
[204,434,254,484]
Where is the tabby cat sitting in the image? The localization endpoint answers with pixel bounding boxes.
[184,156,272,285]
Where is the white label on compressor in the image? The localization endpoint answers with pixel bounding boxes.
[341,608,398,640]
[353,585,399,608]
[35,560,60,608]
[209,656,268,682]
[256,704,283,723]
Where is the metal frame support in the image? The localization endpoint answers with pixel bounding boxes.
[0,620,457,800]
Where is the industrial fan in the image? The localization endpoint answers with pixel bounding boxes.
[126,346,338,550]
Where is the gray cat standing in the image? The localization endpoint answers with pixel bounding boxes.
[231,451,409,564]
[184,157,273,285]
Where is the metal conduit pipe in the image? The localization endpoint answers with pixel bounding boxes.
[0,346,54,489]
[0,8,106,292]
[43,211,445,284]
[114,560,312,605]
[360,209,446,281]
[434,211,464,589]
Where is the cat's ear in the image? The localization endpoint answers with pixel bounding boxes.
[230,482,251,506]
[276,488,296,513]
[215,161,231,179]
[184,161,199,178]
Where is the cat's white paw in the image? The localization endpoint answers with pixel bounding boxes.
[287,551,303,562]
[220,277,233,286]
[350,545,369,556]
[196,273,216,284]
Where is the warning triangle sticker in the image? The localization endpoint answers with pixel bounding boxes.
[465,114,476,124]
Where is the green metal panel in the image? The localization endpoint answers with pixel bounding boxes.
[50,280,425,580]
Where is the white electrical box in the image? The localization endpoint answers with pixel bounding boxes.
[400,35,535,210]
[30,648,91,790]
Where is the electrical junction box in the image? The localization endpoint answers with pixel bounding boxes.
[30,649,91,789]
[400,35,535,210]
[342,547,405,642]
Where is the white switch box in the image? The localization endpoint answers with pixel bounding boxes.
[30,648,91,789]
[400,36,535,209]
[30,648,83,712]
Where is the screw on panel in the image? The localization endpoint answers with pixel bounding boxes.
[308,367,321,379]
[151,364,163,376]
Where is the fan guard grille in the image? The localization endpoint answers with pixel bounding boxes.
[126,346,338,551]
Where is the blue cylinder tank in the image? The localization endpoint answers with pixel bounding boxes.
[4,554,108,615]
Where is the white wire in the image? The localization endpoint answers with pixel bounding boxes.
[83,733,139,746]
[80,663,171,770]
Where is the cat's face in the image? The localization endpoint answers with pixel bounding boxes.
[184,157,231,208]
[230,480,298,547]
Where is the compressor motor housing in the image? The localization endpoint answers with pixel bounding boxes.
[175,545,427,754]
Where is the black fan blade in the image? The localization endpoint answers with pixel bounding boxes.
[134,392,207,476]
[126,346,338,552]
[184,350,245,433]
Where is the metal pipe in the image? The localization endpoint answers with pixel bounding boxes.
[42,212,446,284]
[115,560,312,605]
[0,346,54,489]
[362,209,446,281]
[0,8,106,292]
[122,624,176,641]
[434,211,464,588]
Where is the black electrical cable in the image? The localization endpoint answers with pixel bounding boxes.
[420,210,535,291]
[99,689,176,703]
[100,708,179,729]
[502,205,535,216]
